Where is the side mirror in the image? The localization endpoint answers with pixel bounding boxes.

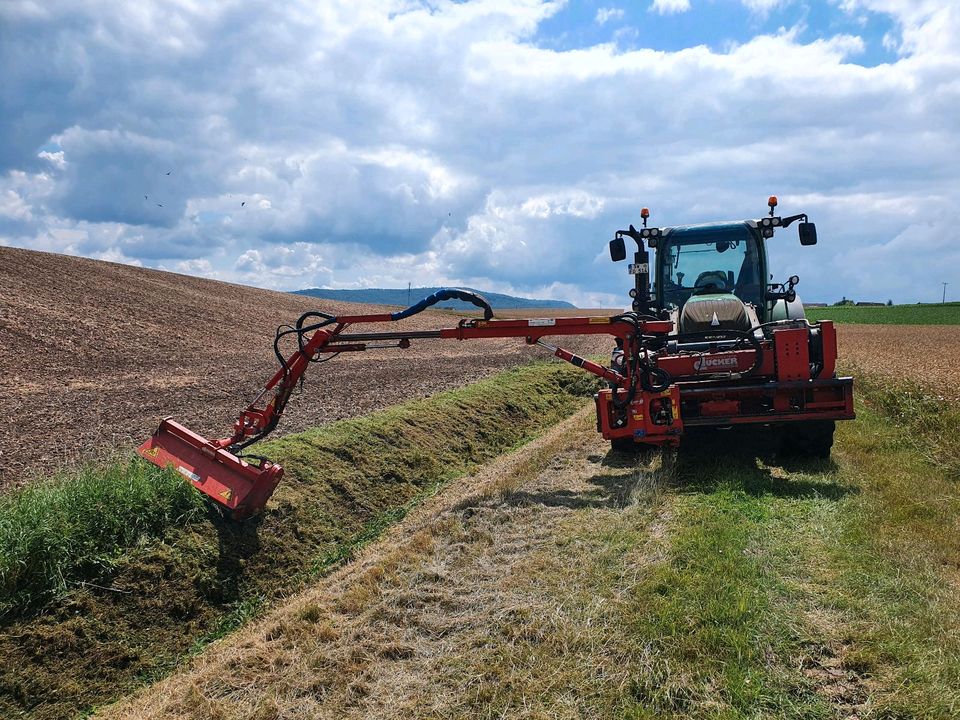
[609,237,626,262]
[799,222,817,246]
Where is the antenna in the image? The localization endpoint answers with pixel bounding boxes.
[408,281,412,306]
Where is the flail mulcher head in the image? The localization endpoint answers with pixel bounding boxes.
[138,418,283,520]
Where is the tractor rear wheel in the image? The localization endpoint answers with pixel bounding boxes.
[779,420,835,459]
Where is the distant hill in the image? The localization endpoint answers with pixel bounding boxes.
[292,287,576,310]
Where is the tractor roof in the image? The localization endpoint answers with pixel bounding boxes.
[662,221,755,242]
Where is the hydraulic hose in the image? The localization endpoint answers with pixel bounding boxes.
[244,290,497,453]
[389,287,494,321]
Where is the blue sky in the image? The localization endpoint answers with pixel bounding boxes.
[0,0,957,306]
[537,0,898,65]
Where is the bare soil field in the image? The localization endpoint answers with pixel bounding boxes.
[837,324,960,399]
[0,247,609,489]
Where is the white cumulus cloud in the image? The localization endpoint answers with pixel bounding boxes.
[649,0,691,15]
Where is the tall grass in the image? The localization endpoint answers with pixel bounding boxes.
[0,460,204,615]
[853,371,960,474]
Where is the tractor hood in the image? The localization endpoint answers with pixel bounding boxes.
[679,293,752,334]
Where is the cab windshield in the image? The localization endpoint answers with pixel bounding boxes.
[658,229,763,309]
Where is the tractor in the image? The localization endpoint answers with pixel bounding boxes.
[601,196,852,457]
[138,197,854,519]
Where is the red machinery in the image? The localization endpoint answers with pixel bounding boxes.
[139,206,855,519]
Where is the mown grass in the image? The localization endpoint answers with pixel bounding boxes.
[445,369,960,718]
[806,303,960,325]
[0,360,598,720]
[618,442,840,719]
[616,374,960,717]
[821,384,960,716]
[0,461,205,616]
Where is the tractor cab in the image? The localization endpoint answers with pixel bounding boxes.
[609,197,817,330]
[656,222,767,329]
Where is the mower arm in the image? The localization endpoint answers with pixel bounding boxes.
[138,289,665,518]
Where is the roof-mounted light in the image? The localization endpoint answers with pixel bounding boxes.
[768,195,778,217]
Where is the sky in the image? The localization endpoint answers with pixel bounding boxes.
[0,0,957,307]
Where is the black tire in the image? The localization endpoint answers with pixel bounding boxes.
[779,420,835,459]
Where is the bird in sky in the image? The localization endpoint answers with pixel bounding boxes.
[241,201,246,207]
[165,171,171,176]
[156,203,163,207]
[144,195,148,199]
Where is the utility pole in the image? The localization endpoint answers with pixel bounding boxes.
[408,281,411,306]
[943,282,949,304]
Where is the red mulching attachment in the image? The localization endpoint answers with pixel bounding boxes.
[137,418,283,520]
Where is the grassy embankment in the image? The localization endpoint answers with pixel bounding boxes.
[430,373,960,717]
[0,361,598,720]
[807,302,960,324]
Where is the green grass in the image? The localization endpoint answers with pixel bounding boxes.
[823,403,960,717]
[806,303,960,324]
[849,371,960,475]
[614,374,960,718]
[0,460,205,615]
[7,354,960,718]
[0,360,598,720]
[618,444,840,718]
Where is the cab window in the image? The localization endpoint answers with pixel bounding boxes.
[659,233,763,308]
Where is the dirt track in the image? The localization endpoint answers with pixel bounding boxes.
[0,247,609,490]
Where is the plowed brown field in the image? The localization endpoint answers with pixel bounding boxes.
[0,247,608,490]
